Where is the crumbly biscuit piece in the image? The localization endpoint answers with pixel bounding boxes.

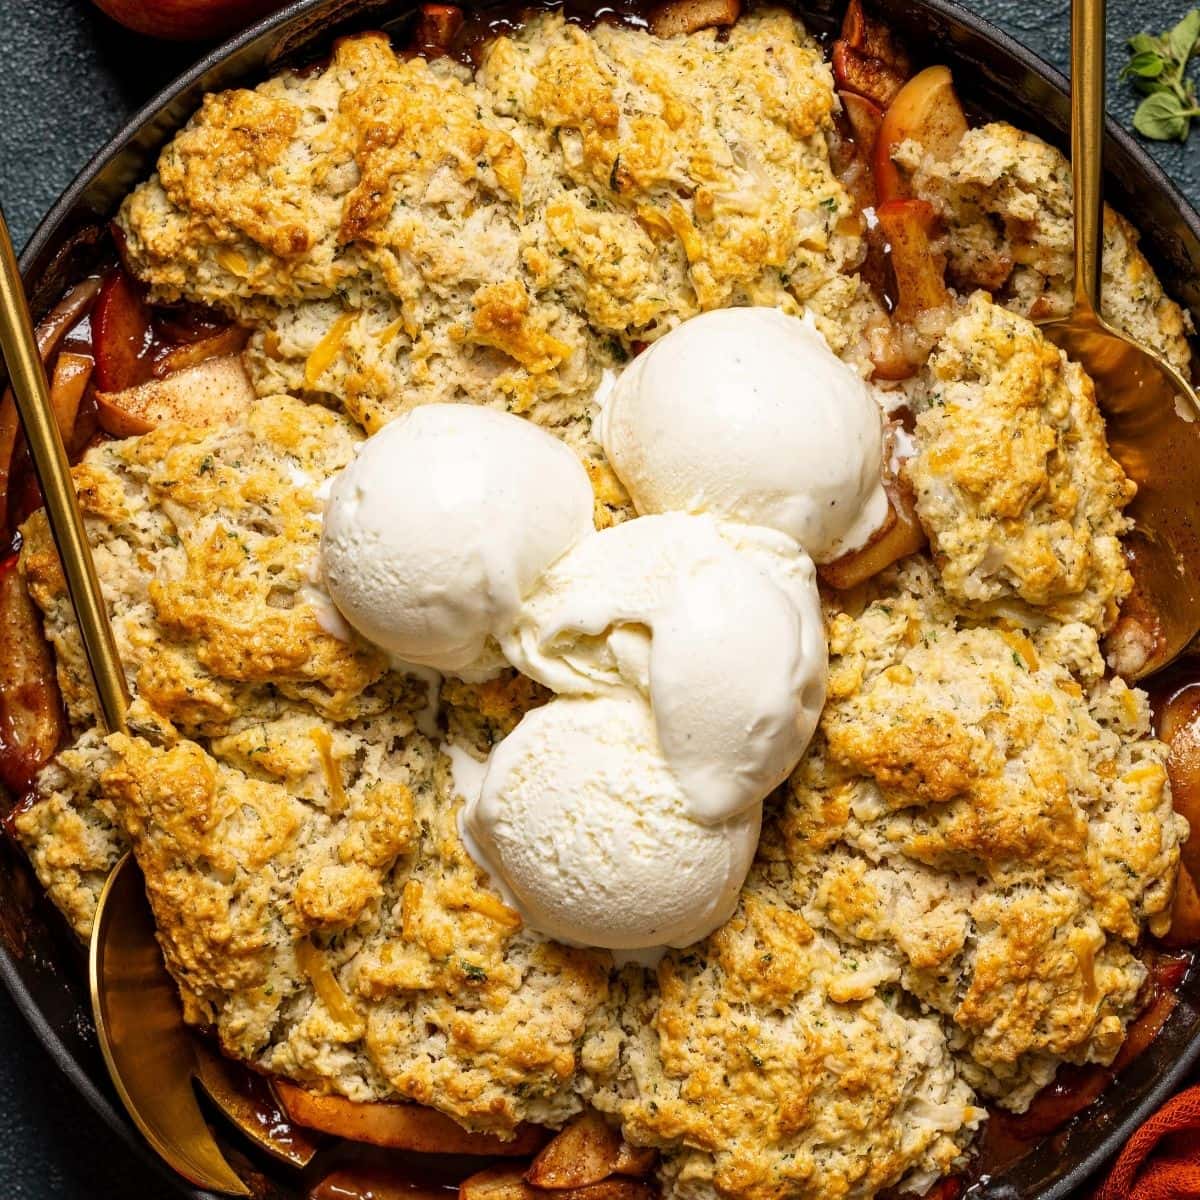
[791,560,1183,1108]
[19,393,399,735]
[587,878,983,1200]
[83,713,608,1132]
[116,13,869,526]
[906,293,1135,631]
[14,394,411,932]
[895,122,1192,374]
[14,394,608,1132]
[13,739,124,938]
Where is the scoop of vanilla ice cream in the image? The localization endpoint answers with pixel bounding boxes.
[321,404,593,678]
[461,693,761,950]
[601,307,889,562]
[500,513,826,824]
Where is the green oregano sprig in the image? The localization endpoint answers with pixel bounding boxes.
[1123,9,1200,141]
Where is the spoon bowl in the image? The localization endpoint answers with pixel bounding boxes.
[194,1042,322,1171]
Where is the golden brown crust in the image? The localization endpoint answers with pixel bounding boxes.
[588,558,1183,1198]
[16,393,608,1133]
[116,12,871,499]
[45,696,609,1132]
[798,563,1181,1094]
[906,294,1135,630]
[589,886,981,1200]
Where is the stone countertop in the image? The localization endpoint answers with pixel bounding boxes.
[0,0,1197,1195]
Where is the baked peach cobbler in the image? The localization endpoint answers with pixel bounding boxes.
[2,2,1199,1198]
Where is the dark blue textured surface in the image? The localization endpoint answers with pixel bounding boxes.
[0,1,1198,1195]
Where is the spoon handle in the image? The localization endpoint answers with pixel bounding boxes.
[0,208,128,734]
[1071,0,1106,312]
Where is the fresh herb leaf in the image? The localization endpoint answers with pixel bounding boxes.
[1168,8,1200,63]
[1135,89,1194,140]
[1123,10,1200,141]
[1126,51,1165,79]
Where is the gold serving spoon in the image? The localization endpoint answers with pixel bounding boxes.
[1038,0,1200,679]
[0,205,314,1192]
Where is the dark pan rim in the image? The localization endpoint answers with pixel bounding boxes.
[6,3,1200,1198]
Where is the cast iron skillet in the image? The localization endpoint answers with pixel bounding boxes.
[2,2,1199,1197]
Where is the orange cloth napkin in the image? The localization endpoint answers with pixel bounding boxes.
[1094,1085,1200,1199]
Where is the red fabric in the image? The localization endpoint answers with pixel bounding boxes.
[1094,1086,1200,1199]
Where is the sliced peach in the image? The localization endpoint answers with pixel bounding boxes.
[1158,689,1200,883]
[1,357,92,541]
[876,199,951,322]
[613,1142,657,1179]
[1162,865,1200,949]
[0,397,18,540]
[92,268,153,392]
[839,0,911,75]
[274,1081,546,1156]
[31,277,103,362]
[649,0,740,38]
[831,42,907,109]
[1113,986,1179,1064]
[869,201,954,381]
[462,1167,653,1200]
[829,93,878,216]
[48,352,94,454]
[95,354,255,438]
[875,65,968,205]
[527,1110,655,1190]
[1000,1067,1108,1141]
[840,90,884,154]
[1113,950,1190,1065]
[311,1168,459,1200]
[152,325,248,378]
[0,278,101,540]
[0,557,64,793]
[412,4,464,55]
[818,478,925,590]
[529,1112,621,1190]
[834,90,885,215]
